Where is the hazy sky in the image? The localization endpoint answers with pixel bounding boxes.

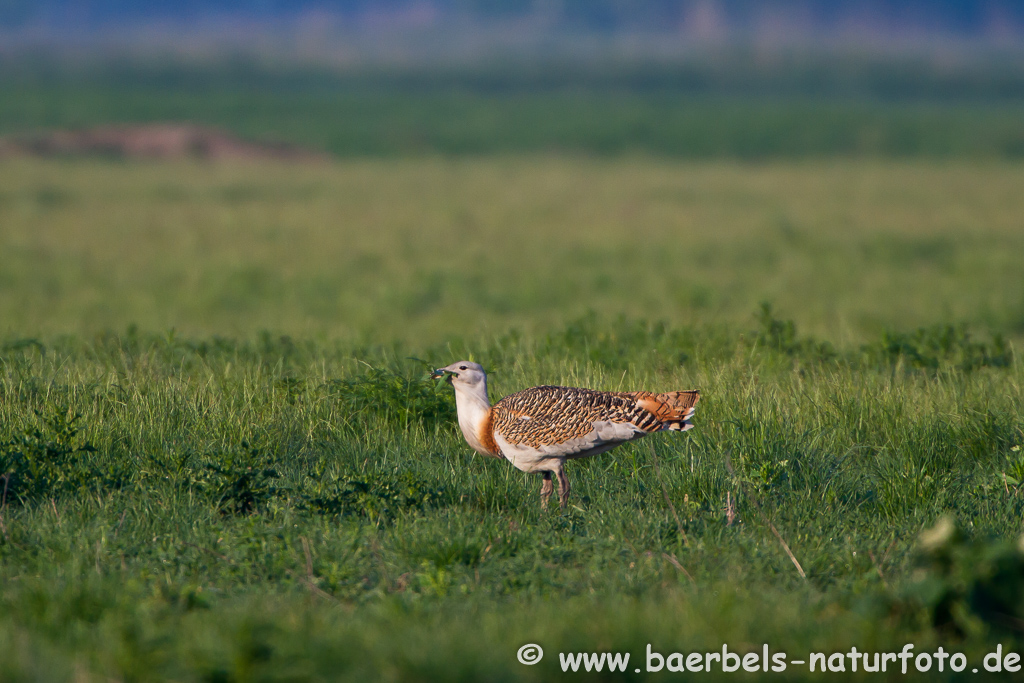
[2,0,1021,38]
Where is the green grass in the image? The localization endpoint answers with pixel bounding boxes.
[2,157,1024,680]
[1,322,1022,680]
[2,158,1024,343]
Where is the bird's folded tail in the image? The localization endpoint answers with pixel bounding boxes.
[628,390,701,432]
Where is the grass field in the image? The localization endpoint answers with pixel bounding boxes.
[2,157,1024,681]
[2,158,1024,342]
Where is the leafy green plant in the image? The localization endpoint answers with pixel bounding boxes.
[0,409,102,504]
[327,367,455,430]
[866,325,1013,372]
[303,471,446,523]
[750,303,837,362]
[744,458,790,496]
[195,442,282,515]
[1000,445,1024,488]
[900,517,1024,638]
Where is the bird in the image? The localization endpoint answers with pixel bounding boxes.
[431,361,699,509]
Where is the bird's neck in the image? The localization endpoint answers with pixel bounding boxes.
[453,381,494,456]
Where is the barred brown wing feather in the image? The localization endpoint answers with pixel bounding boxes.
[491,385,697,449]
[619,390,700,430]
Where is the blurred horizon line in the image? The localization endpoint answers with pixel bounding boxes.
[1,1,1023,68]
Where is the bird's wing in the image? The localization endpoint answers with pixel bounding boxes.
[491,385,699,457]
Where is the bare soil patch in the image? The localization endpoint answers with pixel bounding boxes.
[0,123,329,161]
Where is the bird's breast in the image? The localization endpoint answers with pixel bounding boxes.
[476,411,502,457]
[456,405,501,458]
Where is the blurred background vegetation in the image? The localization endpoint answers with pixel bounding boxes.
[3,55,1024,158]
[2,0,1024,160]
[1,157,1023,344]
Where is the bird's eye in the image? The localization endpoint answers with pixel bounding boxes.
[459,365,467,370]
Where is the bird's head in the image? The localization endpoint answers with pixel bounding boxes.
[430,361,486,390]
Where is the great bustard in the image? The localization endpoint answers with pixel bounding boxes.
[431,361,700,508]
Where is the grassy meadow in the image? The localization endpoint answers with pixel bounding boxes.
[2,154,1024,681]
[2,158,1024,341]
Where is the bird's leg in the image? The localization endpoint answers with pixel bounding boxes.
[540,471,553,509]
[554,465,571,509]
